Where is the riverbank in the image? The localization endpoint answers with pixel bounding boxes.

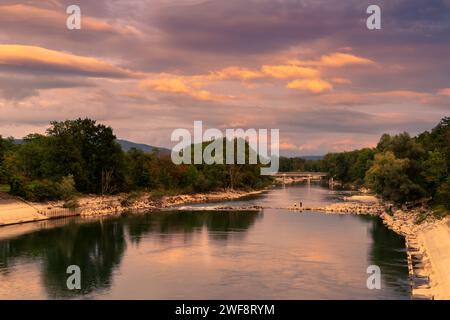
[1,186,448,299]
[0,189,267,226]
[380,208,450,300]
[311,196,450,300]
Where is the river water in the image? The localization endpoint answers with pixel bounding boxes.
[0,184,410,299]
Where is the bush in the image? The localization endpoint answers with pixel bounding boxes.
[24,179,59,202]
[9,176,29,198]
[56,175,77,200]
[148,190,165,202]
[63,199,80,210]
[120,191,141,207]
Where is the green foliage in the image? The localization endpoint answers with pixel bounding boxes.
[319,117,449,207]
[365,152,425,204]
[2,119,271,202]
[0,135,16,184]
[63,199,80,210]
[436,176,450,209]
[9,176,26,197]
[120,191,142,207]
[24,179,60,202]
[56,175,77,200]
[279,157,306,172]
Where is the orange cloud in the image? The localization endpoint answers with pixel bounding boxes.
[369,90,430,99]
[261,65,319,79]
[438,88,450,96]
[0,44,140,78]
[291,52,375,68]
[0,4,141,36]
[317,90,432,105]
[287,79,333,93]
[331,77,352,84]
[140,77,222,101]
[211,66,264,81]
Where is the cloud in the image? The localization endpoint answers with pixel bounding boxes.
[139,77,223,101]
[0,75,93,101]
[0,4,141,36]
[438,88,450,96]
[316,90,433,106]
[261,65,319,79]
[331,78,352,84]
[0,45,141,78]
[291,53,375,68]
[211,66,264,81]
[287,79,333,93]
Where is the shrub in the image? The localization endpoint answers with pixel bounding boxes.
[9,176,26,197]
[56,175,77,200]
[24,180,59,202]
[148,190,165,202]
[120,191,141,207]
[63,199,80,210]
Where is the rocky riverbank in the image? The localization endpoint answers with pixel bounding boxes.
[318,196,449,300]
[0,189,268,225]
[283,194,448,300]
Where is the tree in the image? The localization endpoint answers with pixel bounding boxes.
[46,119,126,194]
[0,135,16,184]
[365,152,425,204]
[125,148,152,189]
[422,151,447,193]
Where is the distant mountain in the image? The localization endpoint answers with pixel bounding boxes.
[14,138,170,155]
[117,139,171,155]
[300,155,324,161]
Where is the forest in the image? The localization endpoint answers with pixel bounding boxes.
[1,118,448,214]
[0,119,271,202]
[280,118,450,211]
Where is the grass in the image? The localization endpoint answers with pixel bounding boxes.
[0,184,10,193]
[63,199,80,210]
[432,205,450,219]
[120,191,142,207]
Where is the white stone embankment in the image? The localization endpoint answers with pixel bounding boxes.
[0,189,267,224]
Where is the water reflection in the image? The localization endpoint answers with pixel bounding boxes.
[0,211,261,298]
[358,215,410,294]
[0,184,410,299]
[0,219,126,298]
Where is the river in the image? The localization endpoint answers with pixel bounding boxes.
[0,184,410,299]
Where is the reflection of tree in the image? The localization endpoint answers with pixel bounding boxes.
[126,211,262,244]
[360,215,410,295]
[0,210,261,298]
[0,218,126,298]
[43,219,126,298]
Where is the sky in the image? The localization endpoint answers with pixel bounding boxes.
[0,0,449,156]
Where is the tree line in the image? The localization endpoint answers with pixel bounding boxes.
[0,119,271,202]
[1,117,448,211]
[280,118,449,210]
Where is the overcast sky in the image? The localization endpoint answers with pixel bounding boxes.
[0,0,449,155]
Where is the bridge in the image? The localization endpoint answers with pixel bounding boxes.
[271,172,332,185]
[272,172,328,178]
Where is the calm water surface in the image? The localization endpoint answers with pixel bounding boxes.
[0,184,410,299]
